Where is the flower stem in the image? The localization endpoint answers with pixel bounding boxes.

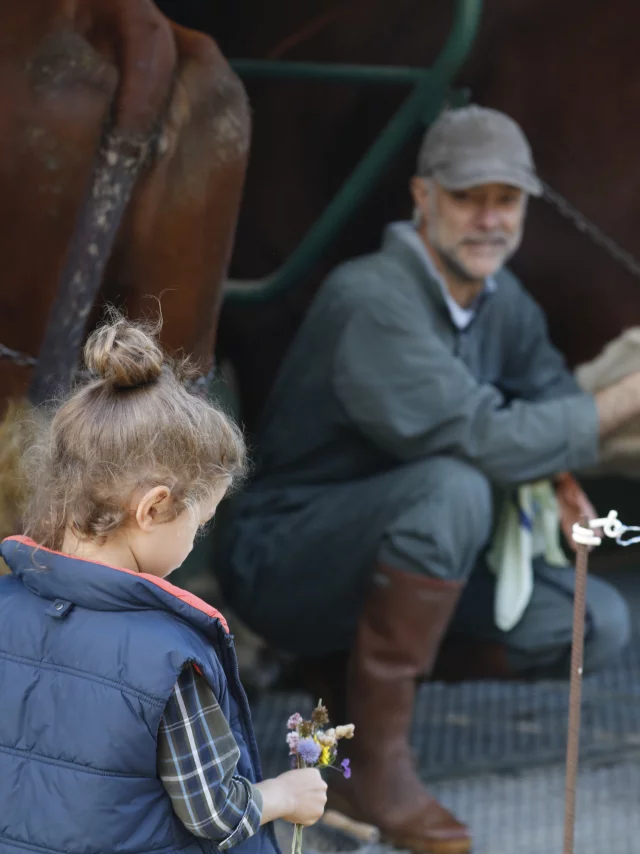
[291,755,305,854]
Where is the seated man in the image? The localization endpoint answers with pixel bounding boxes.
[217,107,638,854]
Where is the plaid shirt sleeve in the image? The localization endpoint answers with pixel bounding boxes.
[157,664,264,848]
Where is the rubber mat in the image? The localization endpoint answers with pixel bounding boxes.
[253,643,640,853]
[251,642,640,782]
[272,761,640,854]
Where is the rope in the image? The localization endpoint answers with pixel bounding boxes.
[573,509,640,547]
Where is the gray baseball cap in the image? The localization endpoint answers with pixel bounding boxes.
[417,106,543,197]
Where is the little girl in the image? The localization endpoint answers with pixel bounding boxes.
[0,316,326,854]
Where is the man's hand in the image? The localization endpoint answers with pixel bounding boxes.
[554,472,599,551]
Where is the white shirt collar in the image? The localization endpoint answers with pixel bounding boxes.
[389,221,496,331]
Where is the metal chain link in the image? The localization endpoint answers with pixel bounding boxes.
[541,180,640,280]
[0,341,215,395]
[0,342,37,368]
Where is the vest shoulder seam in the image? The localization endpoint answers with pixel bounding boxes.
[0,650,167,706]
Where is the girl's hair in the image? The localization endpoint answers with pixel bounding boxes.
[23,314,246,550]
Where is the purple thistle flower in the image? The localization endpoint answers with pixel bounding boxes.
[287,713,303,731]
[341,758,352,779]
[286,732,300,754]
[297,737,322,765]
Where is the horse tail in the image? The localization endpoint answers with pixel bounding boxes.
[29,1,178,405]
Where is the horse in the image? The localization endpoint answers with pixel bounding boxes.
[0,0,250,540]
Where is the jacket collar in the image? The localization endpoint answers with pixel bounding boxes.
[381,222,497,326]
[2,535,229,639]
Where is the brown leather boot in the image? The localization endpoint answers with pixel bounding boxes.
[431,637,513,682]
[327,564,472,854]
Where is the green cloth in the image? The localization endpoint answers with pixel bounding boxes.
[251,224,598,487]
[487,481,569,632]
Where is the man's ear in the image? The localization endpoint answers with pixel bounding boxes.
[135,486,172,533]
[410,176,430,224]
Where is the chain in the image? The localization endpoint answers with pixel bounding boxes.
[541,181,640,280]
[0,342,37,368]
[0,342,215,396]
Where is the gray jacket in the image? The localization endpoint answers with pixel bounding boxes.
[251,225,599,490]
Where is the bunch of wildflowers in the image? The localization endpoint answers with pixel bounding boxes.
[286,701,354,854]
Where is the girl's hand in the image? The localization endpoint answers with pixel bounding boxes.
[257,768,327,827]
[280,768,328,826]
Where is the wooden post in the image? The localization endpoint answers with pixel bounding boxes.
[563,516,590,854]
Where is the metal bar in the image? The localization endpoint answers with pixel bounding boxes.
[563,518,590,854]
[230,59,433,86]
[225,0,483,302]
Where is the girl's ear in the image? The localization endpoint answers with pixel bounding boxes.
[134,486,172,533]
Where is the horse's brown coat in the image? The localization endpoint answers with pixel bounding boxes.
[0,0,250,542]
[0,0,250,406]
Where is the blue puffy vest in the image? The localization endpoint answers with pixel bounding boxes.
[0,536,282,854]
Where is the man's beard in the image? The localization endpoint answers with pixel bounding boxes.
[430,230,522,284]
[434,245,483,284]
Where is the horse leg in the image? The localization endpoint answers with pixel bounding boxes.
[100,23,250,370]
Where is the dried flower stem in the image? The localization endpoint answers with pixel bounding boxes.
[291,756,305,854]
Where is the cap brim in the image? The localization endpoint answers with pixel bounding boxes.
[432,162,543,197]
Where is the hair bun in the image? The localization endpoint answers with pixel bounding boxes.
[84,316,164,389]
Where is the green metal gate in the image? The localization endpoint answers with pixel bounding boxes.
[225,0,482,302]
